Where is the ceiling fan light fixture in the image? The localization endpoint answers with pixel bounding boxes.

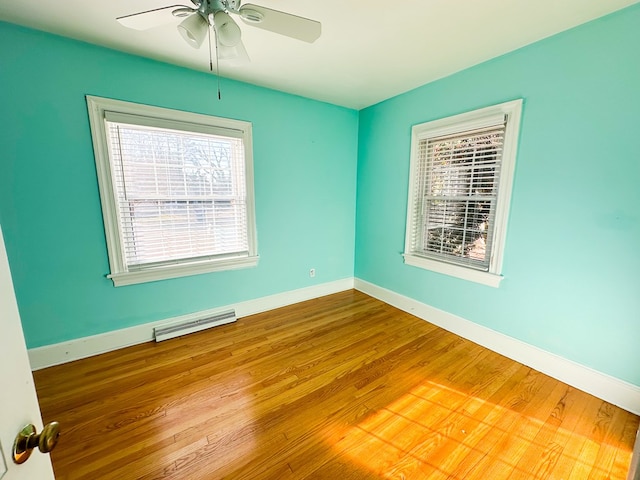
[214,11,242,47]
[177,13,208,48]
[218,43,239,60]
[218,41,250,64]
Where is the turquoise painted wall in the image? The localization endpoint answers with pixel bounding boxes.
[0,23,358,348]
[1,5,639,387]
[355,5,640,385]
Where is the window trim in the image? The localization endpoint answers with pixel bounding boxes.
[86,95,258,286]
[403,99,523,288]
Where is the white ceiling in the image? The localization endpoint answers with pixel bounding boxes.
[1,0,637,109]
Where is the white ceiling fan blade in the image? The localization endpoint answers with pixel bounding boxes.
[117,5,194,31]
[238,4,321,43]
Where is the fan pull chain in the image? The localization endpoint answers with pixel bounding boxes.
[207,16,221,100]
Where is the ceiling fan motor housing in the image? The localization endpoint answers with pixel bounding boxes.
[226,0,242,11]
[203,0,240,15]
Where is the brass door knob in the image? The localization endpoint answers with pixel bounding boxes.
[12,422,61,464]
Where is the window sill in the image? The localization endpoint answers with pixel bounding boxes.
[108,255,260,287]
[402,254,503,288]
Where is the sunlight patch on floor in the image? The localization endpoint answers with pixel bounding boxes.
[322,381,634,479]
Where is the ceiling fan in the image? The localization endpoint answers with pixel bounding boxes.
[116,0,321,63]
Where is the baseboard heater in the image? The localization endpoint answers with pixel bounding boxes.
[153,309,237,342]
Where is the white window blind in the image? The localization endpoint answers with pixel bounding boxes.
[86,96,258,286]
[409,123,505,271]
[403,100,522,287]
[106,122,249,269]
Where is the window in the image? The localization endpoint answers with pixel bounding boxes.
[403,100,522,287]
[87,96,258,286]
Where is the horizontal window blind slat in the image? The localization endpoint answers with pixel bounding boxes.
[416,114,506,140]
[105,113,245,138]
[127,251,250,270]
[423,196,496,203]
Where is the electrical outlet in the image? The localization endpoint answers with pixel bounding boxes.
[309,268,316,278]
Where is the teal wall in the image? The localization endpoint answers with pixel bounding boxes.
[355,5,640,385]
[0,22,358,348]
[1,5,639,387]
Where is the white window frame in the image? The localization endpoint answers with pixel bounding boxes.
[86,96,258,287]
[403,99,522,288]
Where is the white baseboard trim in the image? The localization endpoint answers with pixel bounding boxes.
[29,276,640,415]
[28,278,354,371]
[355,278,640,415]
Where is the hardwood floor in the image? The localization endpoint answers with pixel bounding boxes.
[34,290,638,479]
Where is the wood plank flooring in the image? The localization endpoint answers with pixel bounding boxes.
[33,290,639,479]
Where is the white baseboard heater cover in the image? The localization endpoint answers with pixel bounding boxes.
[154,309,237,342]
